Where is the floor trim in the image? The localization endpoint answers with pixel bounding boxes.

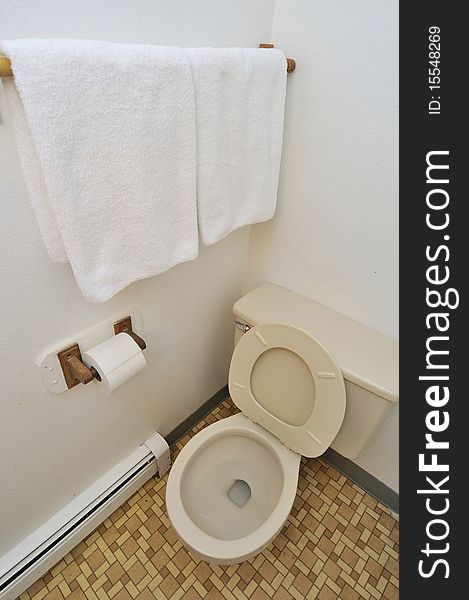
[165,386,399,515]
[323,448,399,514]
[165,386,229,447]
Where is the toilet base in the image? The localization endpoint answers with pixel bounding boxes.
[178,519,290,565]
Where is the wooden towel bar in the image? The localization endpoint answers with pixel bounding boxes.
[0,44,296,78]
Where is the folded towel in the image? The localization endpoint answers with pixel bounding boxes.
[1,39,198,302]
[185,47,287,246]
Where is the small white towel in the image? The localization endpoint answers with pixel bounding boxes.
[185,47,287,246]
[1,39,198,303]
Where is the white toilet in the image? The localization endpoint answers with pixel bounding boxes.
[166,283,398,564]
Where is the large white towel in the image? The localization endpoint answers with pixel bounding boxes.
[1,39,198,303]
[185,47,287,246]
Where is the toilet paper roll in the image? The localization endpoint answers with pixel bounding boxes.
[82,333,146,395]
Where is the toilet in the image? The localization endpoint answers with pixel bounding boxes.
[166,283,398,564]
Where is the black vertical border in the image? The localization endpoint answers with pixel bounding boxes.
[400,2,464,597]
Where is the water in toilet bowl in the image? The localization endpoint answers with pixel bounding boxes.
[180,432,283,540]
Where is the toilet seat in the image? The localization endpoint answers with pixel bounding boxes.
[165,413,301,564]
[229,323,346,457]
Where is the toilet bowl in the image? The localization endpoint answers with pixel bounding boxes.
[165,413,300,564]
[166,320,347,564]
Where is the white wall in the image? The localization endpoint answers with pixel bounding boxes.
[244,0,398,340]
[0,0,275,557]
[243,0,399,490]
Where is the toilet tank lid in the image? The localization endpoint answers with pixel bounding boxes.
[233,283,398,403]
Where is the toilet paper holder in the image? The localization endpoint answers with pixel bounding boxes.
[58,316,146,389]
[112,316,146,351]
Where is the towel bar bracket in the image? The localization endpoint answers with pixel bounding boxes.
[260,43,296,73]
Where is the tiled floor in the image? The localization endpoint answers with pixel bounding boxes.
[20,399,399,600]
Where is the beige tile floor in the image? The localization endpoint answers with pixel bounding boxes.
[20,399,399,600]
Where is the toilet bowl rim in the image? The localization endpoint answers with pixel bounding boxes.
[166,414,301,562]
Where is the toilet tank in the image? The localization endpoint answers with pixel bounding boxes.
[232,283,398,459]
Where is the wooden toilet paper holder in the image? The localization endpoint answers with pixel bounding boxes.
[113,316,146,350]
[57,344,100,388]
[58,316,146,389]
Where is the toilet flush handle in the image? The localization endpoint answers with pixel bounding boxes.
[234,320,251,333]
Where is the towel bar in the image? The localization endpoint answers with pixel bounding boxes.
[0,45,296,78]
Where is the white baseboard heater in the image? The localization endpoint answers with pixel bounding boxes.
[0,434,170,600]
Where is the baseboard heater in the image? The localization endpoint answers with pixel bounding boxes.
[0,434,170,600]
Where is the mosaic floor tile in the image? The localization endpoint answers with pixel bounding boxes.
[20,399,399,599]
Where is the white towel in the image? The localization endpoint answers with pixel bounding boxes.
[185,47,287,246]
[1,39,198,303]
